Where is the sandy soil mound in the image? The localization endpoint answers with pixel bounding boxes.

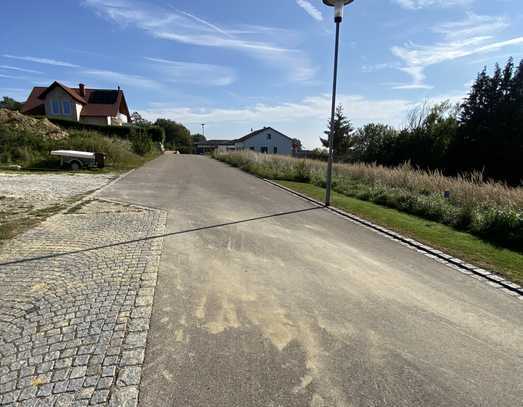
[0,109,69,140]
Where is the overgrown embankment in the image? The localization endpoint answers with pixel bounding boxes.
[214,151,523,252]
[0,109,160,170]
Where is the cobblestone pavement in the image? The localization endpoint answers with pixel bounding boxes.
[0,199,166,406]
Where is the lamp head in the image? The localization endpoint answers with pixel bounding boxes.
[322,0,354,22]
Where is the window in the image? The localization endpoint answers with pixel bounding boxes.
[273,146,278,154]
[62,101,71,115]
[261,146,268,154]
[267,133,272,140]
[52,100,61,115]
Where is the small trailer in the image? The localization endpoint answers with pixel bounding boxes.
[50,150,105,170]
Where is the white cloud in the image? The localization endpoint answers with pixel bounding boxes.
[2,54,80,68]
[393,0,473,10]
[81,69,160,89]
[362,63,398,73]
[145,57,235,86]
[139,93,417,148]
[433,13,509,40]
[140,93,413,129]
[0,65,43,74]
[83,0,317,82]
[139,92,469,148]
[0,73,23,80]
[296,0,323,21]
[391,13,523,89]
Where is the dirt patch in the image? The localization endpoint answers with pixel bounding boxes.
[0,171,115,243]
[0,108,68,140]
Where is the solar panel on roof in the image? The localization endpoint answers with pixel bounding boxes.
[87,90,118,104]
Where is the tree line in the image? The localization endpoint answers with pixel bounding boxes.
[322,58,523,185]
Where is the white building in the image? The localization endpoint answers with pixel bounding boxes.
[22,81,131,126]
[235,127,300,155]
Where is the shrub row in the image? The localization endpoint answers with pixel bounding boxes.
[214,151,523,251]
[45,117,165,144]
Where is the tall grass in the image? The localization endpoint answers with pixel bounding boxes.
[0,125,158,170]
[214,151,523,250]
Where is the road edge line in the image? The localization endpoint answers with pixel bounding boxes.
[261,177,523,299]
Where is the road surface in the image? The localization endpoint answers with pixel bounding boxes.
[102,154,522,407]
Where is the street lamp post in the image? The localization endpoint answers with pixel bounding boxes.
[322,0,354,206]
[201,123,206,138]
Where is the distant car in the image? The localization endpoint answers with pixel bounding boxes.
[50,150,105,170]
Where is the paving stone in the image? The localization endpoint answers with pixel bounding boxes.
[120,350,145,367]
[18,386,38,401]
[51,369,70,382]
[52,381,69,395]
[108,386,139,407]
[76,386,95,400]
[55,393,75,406]
[101,366,116,378]
[96,376,113,390]
[36,383,54,397]
[2,390,20,404]
[0,380,16,393]
[0,200,166,405]
[67,378,85,392]
[90,389,110,404]
[116,367,141,387]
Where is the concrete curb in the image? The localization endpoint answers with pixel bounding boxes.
[261,177,523,300]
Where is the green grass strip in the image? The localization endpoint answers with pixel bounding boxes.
[277,180,523,285]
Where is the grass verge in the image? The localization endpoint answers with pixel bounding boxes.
[278,180,523,285]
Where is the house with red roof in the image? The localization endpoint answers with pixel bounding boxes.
[21,81,131,126]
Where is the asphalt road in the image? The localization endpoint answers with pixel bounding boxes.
[101,154,522,407]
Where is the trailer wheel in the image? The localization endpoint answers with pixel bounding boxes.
[70,161,82,171]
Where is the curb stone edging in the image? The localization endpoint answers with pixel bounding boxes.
[261,177,523,300]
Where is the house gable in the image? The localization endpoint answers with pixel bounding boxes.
[42,87,82,121]
[235,127,295,155]
[21,81,131,126]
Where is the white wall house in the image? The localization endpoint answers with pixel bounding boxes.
[235,127,299,155]
[22,81,131,126]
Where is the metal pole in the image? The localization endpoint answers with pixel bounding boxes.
[201,124,205,138]
[325,19,341,206]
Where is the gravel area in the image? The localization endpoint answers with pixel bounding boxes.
[0,172,116,227]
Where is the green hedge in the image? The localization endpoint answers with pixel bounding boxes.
[145,126,165,144]
[45,118,165,144]
[47,117,132,138]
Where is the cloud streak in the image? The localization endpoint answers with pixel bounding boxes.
[81,69,160,89]
[391,13,523,89]
[83,0,317,82]
[0,65,44,74]
[2,54,80,68]
[393,0,473,9]
[145,57,235,86]
[296,0,323,21]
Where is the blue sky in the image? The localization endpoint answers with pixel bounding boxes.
[1,0,522,148]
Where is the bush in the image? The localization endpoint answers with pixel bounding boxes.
[0,125,157,170]
[146,126,165,144]
[46,117,133,138]
[131,132,153,156]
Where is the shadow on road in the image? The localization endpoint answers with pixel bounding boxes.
[0,206,322,268]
